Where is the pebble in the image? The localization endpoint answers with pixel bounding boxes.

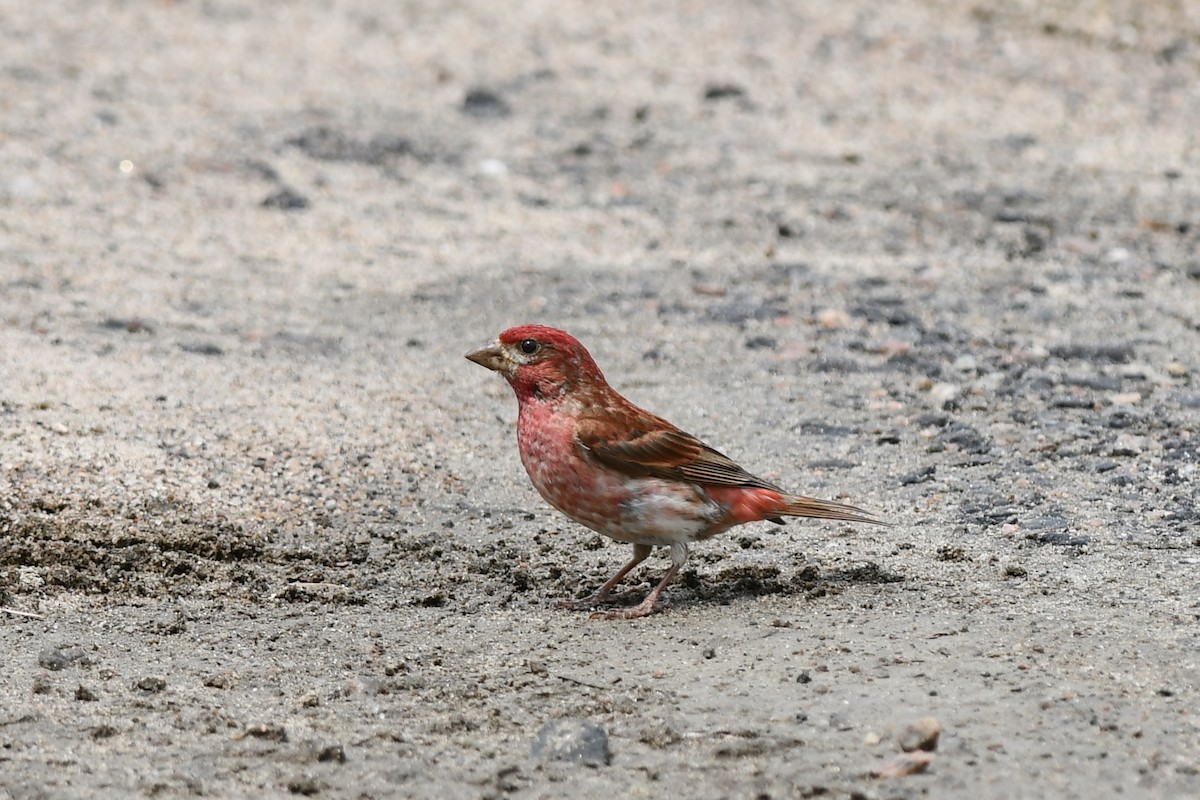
[238,723,288,742]
[929,383,960,406]
[1049,344,1135,364]
[933,423,991,454]
[1110,433,1145,457]
[461,87,510,118]
[134,676,167,693]
[871,750,933,778]
[745,335,777,350]
[899,465,935,485]
[260,187,310,211]
[531,719,611,766]
[703,82,746,101]
[1110,392,1142,405]
[38,645,90,671]
[478,158,508,177]
[951,354,977,372]
[1020,515,1068,532]
[815,308,852,329]
[898,717,941,752]
[1001,561,1027,578]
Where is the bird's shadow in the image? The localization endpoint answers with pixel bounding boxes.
[671,562,904,608]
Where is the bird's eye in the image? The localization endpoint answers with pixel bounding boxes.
[519,338,539,355]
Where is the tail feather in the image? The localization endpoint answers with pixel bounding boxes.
[779,495,888,526]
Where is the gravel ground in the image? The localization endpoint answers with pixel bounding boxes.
[2,1,1199,798]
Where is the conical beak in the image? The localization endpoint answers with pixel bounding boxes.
[465,342,509,373]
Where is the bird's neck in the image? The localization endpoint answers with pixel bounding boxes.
[508,374,567,405]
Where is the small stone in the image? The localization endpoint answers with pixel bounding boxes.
[1049,344,1135,364]
[871,750,934,778]
[239,723,288,742]
[935,545,968,562]
[951,354,977,372]
[478,158,508,177]
[316,744,347,763]
[1021,515,1068,532]
[815,308,852,329]
[38,645,90,671]
[899,465,935,485]
[135,676,167,693]
[286,777,320,796]
[1105,247,1131,264]
[703,82,746,101]
[1110,433,1145,457]
[203,673,233,689]
[531,719,611,766]
[929,383,960,406]
[462,88,510,118]
[1035,531,1091,547]
[745,335,777,350]
[899,717,941,752]
[935,423,991,454]
[1002,561,1027,578]
[180,342,224,356]
[261,187,310,211]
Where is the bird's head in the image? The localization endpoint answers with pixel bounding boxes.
[466,324,607,403]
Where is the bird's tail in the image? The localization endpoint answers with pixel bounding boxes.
[778,495,888,526]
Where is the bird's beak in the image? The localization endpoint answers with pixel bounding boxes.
[465,342,511,374]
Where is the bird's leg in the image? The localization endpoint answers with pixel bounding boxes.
[557,543,652,610]
[595,542,689,620]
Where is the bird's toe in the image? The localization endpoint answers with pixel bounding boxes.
[590,599,665,620]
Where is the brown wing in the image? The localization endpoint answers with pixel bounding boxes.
[576,416,784,492]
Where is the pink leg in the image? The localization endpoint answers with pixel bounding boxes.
[595,542,690,620]
[556,543,652,610]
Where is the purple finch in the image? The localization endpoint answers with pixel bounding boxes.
[467,324,885,619]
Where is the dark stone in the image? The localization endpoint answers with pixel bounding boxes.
[935,423,990,454]
[703,82,746,101]
[462,88,511,118]
[38,645,90,671]
[1034,532,1091,546]
[261,187,310,210]
[745,335,777,350]
[900,465,936,485]
[180,342,224,356]
[531,719,611,766]
[1049,344,1135,364]
[135,676,167,693]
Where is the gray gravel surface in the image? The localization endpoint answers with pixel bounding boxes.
[2,1,1199,798]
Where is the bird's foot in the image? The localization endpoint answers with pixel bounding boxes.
[555,588,645,611]
[588,596,665,620]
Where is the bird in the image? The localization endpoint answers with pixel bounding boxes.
[466,324,886,619]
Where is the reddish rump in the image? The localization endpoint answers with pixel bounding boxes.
[705,485,787,525]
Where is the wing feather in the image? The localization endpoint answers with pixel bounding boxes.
[577,418,784,492]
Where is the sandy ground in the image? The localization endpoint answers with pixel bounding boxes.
[2,1,1199,797]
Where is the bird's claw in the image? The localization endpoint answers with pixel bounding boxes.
[588,600,664,620]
